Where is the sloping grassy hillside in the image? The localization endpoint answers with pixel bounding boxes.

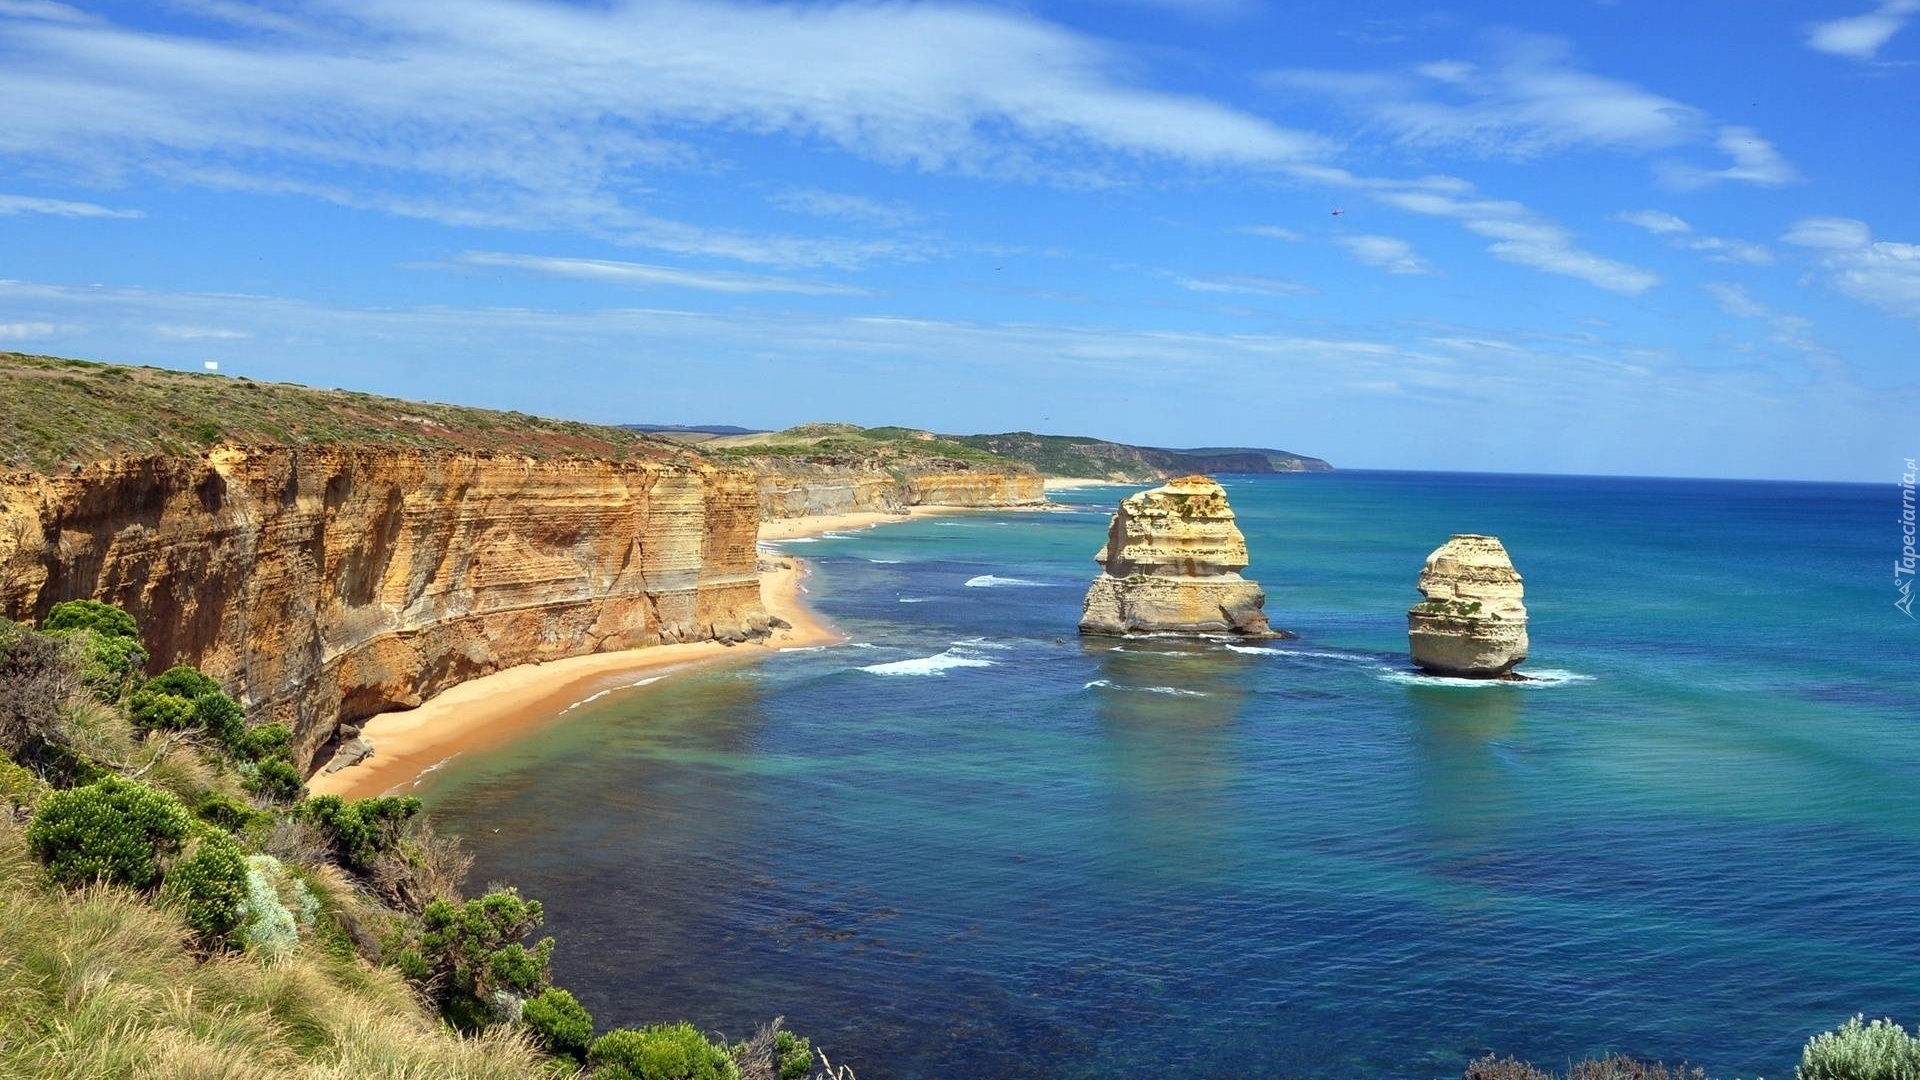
[0,821,548,1080]
[698,424,1025,471]
[0,352,687,474]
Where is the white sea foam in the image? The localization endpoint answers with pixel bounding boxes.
[952,637,1012,650]
[1082,679,1208,697]
[870,559,903,564]
[1377,667,1594,689]
[860,649,997,676]
[897,597,938,603]
[411,755,459,786]
[964,574,1050,588]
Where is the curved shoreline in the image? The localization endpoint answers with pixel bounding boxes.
[308,505,996,799]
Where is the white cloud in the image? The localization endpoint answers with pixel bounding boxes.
[1703,282,1770,319]
[1617,209,1772,264]
[1337,234,1433,275]
[1617,209,1692,235]
[768,189,922,229]
[1369,187,1658,293]
[0,193,142,218]
[1175,273,1319,297]
[0,0,1328,243]
[0,321,56,339]
[1268,33,1706,159]
[1784,216,1873,249]
[1661,126,1801,189]
[1807,0,1920,59]
[0,0,91,22]
[1240,225,1304,242]
[1783,216,1920,320]
[152,324,250,339]
[454,252,873,296]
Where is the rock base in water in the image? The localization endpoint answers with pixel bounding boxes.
[1406,534,1529,678]
[1078,475,1280,638]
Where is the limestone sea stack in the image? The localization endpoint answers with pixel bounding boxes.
[1406,534,1529,678]
[1078,475,1278,637]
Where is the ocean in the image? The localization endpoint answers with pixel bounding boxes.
[423,471,1919,1080]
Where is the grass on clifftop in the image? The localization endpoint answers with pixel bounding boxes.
[699,424,1021,470]
[0,352,692,474]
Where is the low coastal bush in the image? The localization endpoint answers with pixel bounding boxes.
[1798,1016,1920,1080]
[26,774,191,889]
[162,829,250,944]
[404,887,556,1020]
[299,792,421,870]
[590,1022,740,1080]
[523,986,596,1062]
[1466,1054,1705,1080]
[42,598,140,641]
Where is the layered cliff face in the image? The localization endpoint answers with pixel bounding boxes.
[0,446,767,766]
[1406,534,1529,678]
[751,460,1044,519]
[1079,476,1277,637]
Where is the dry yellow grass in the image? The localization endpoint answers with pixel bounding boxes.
[0,820,565,1080]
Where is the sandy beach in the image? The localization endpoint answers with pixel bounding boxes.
[307,555,838,799]
[1042,476,1124,490]
[307,505,1007,799]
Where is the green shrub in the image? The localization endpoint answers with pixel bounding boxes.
[26,775,192,889]
[194,791,266,833]
[163,830,250,944]
[129,688,197,731]
[59,629,148,702]
[234,722,293,763]
[772,1029,813,1080]
[238,854,317,957]
[590,1023,740,1080]
[523,987,595,1062]
[42,599,139,641]
[192,691,247,747]
[246,755,306,803]
[299,794,420,870]
[415,888,553,1003]
[1799,1016,1920,1080]
[147,665,222,701]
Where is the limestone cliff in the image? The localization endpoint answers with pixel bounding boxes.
[1079,476,1277,637]
[1406,534,1529,678]
[750,460,1044,519]
[0,447,766,766]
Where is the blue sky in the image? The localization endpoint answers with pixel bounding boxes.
[0,0,1915,480]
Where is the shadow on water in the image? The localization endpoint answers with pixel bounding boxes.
[1083,640,1252,880]
[1403,681,1526,880]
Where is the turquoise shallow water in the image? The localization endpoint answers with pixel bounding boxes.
[425,472,1919,1079]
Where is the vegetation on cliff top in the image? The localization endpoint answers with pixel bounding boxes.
[0,351,695,474]
[946,431,1332,481]
[697,424,1024,472]
[0,603,850,1079]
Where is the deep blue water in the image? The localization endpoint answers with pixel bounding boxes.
[425,471,1919,1079]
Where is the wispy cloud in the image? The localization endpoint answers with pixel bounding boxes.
[453,252,874,296]
[768,189,923,229]
[1337,234,1434,275]
[1659,127,1801,189]
[1175,273,1319,297]
[1240,225,1304,242]
[1268,33,1706,159]
[1356,182,1657,293]
[152,324,249,340]
[0,321,56,339]
[1806,0,1920,59]
[1616,209,1691,235]
[1616,210,1774,264]
[1701,282,1836,372]
[0,193,142,218]
[1783,216,1920,320]
[0,0,1328,243]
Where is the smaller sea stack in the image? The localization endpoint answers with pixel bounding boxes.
[1078,475,1277,637]
[1406,534,1529,678]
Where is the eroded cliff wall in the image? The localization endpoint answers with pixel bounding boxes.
[0,446,766,766]
[753,461,1044,519]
